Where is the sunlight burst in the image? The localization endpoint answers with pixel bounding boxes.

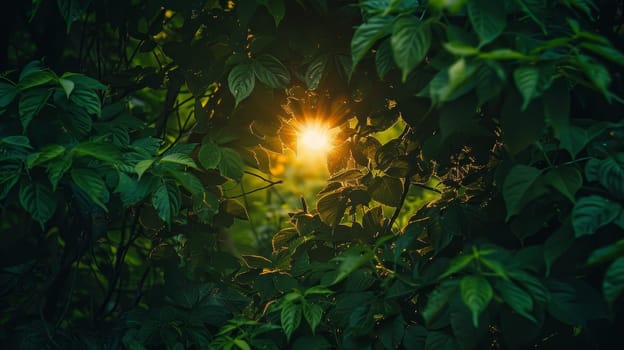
[298,123,332,154]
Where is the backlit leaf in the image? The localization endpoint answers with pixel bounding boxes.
[370,176,403,207]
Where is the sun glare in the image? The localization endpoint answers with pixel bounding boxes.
[298,123,332,154]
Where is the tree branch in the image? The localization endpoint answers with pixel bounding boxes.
[383,178,411,236]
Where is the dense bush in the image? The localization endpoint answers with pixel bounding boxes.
[1,0,624,349]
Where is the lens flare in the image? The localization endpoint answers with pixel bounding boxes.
[298,123,331,153]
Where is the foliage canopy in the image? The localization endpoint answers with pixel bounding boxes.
[1,0,624,349]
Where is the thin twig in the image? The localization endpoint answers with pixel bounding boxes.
[244,170,281,184]
[228,181,284,199]
[411,182,442,194]
[383,179,411,236]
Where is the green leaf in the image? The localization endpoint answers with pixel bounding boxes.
[228,64,255,107]
[71,168,109,211]
[152,179,181,225]
[543,79,571,149]
[232,339,251,350]
[546,279,607,326]
[63,74,107,90]
[443,41,480,56]
[166,169,204,196]
[280,302,302,341]
[544,225,574,275]
[585,157,624,198]
[56,0,91,32]
[572,195,621,237]
[503,165,544,220]
[515,0,547,34]
[439,254,474,279]
[134,159,154,179]
[160,153,198,169]
[0,163,21,200]
[241,254,273,269]
[222,199,249,220]
[0,82,17,107]
[47,155,73,190]
[581,42,624,66]
[332,246,373,285]
[375,38,394,79]
[467,0,506,45]
[317,192,347,226]
[509,270,549,304]
[543,166,582,202]
[391,17,431,81]
[351,16,393,71]
[480,257,510,280]
[603,257,624,306]
[198,142,222,169]
[58,78,75,98]
[17,70,56,90]
[218,148,244,181]
[327,169,363,182]
[19,181,57,227]
[305,55,328,90]
[427,58,479,104]
[587,239,624,265]
[500,90,544,154]
[429,0,467,12]
[513,66,540,110]
[496,279,536,323]
[370,176,403,207]
[262,0,286,26]
[423,282,458,326]
[577,57,611,98]
[253,54,290,89]
[19,88,51,130]
[73,141,121,163]
[27,144,66,168]
[460,275,493,328]
[302,302,323,334]
[69,88,101,116]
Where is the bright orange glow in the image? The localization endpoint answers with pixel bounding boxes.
[298,122,332,154]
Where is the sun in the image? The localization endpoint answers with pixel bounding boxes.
[298,122,332,154]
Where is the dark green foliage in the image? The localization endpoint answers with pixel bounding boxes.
[1,0,624,349]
